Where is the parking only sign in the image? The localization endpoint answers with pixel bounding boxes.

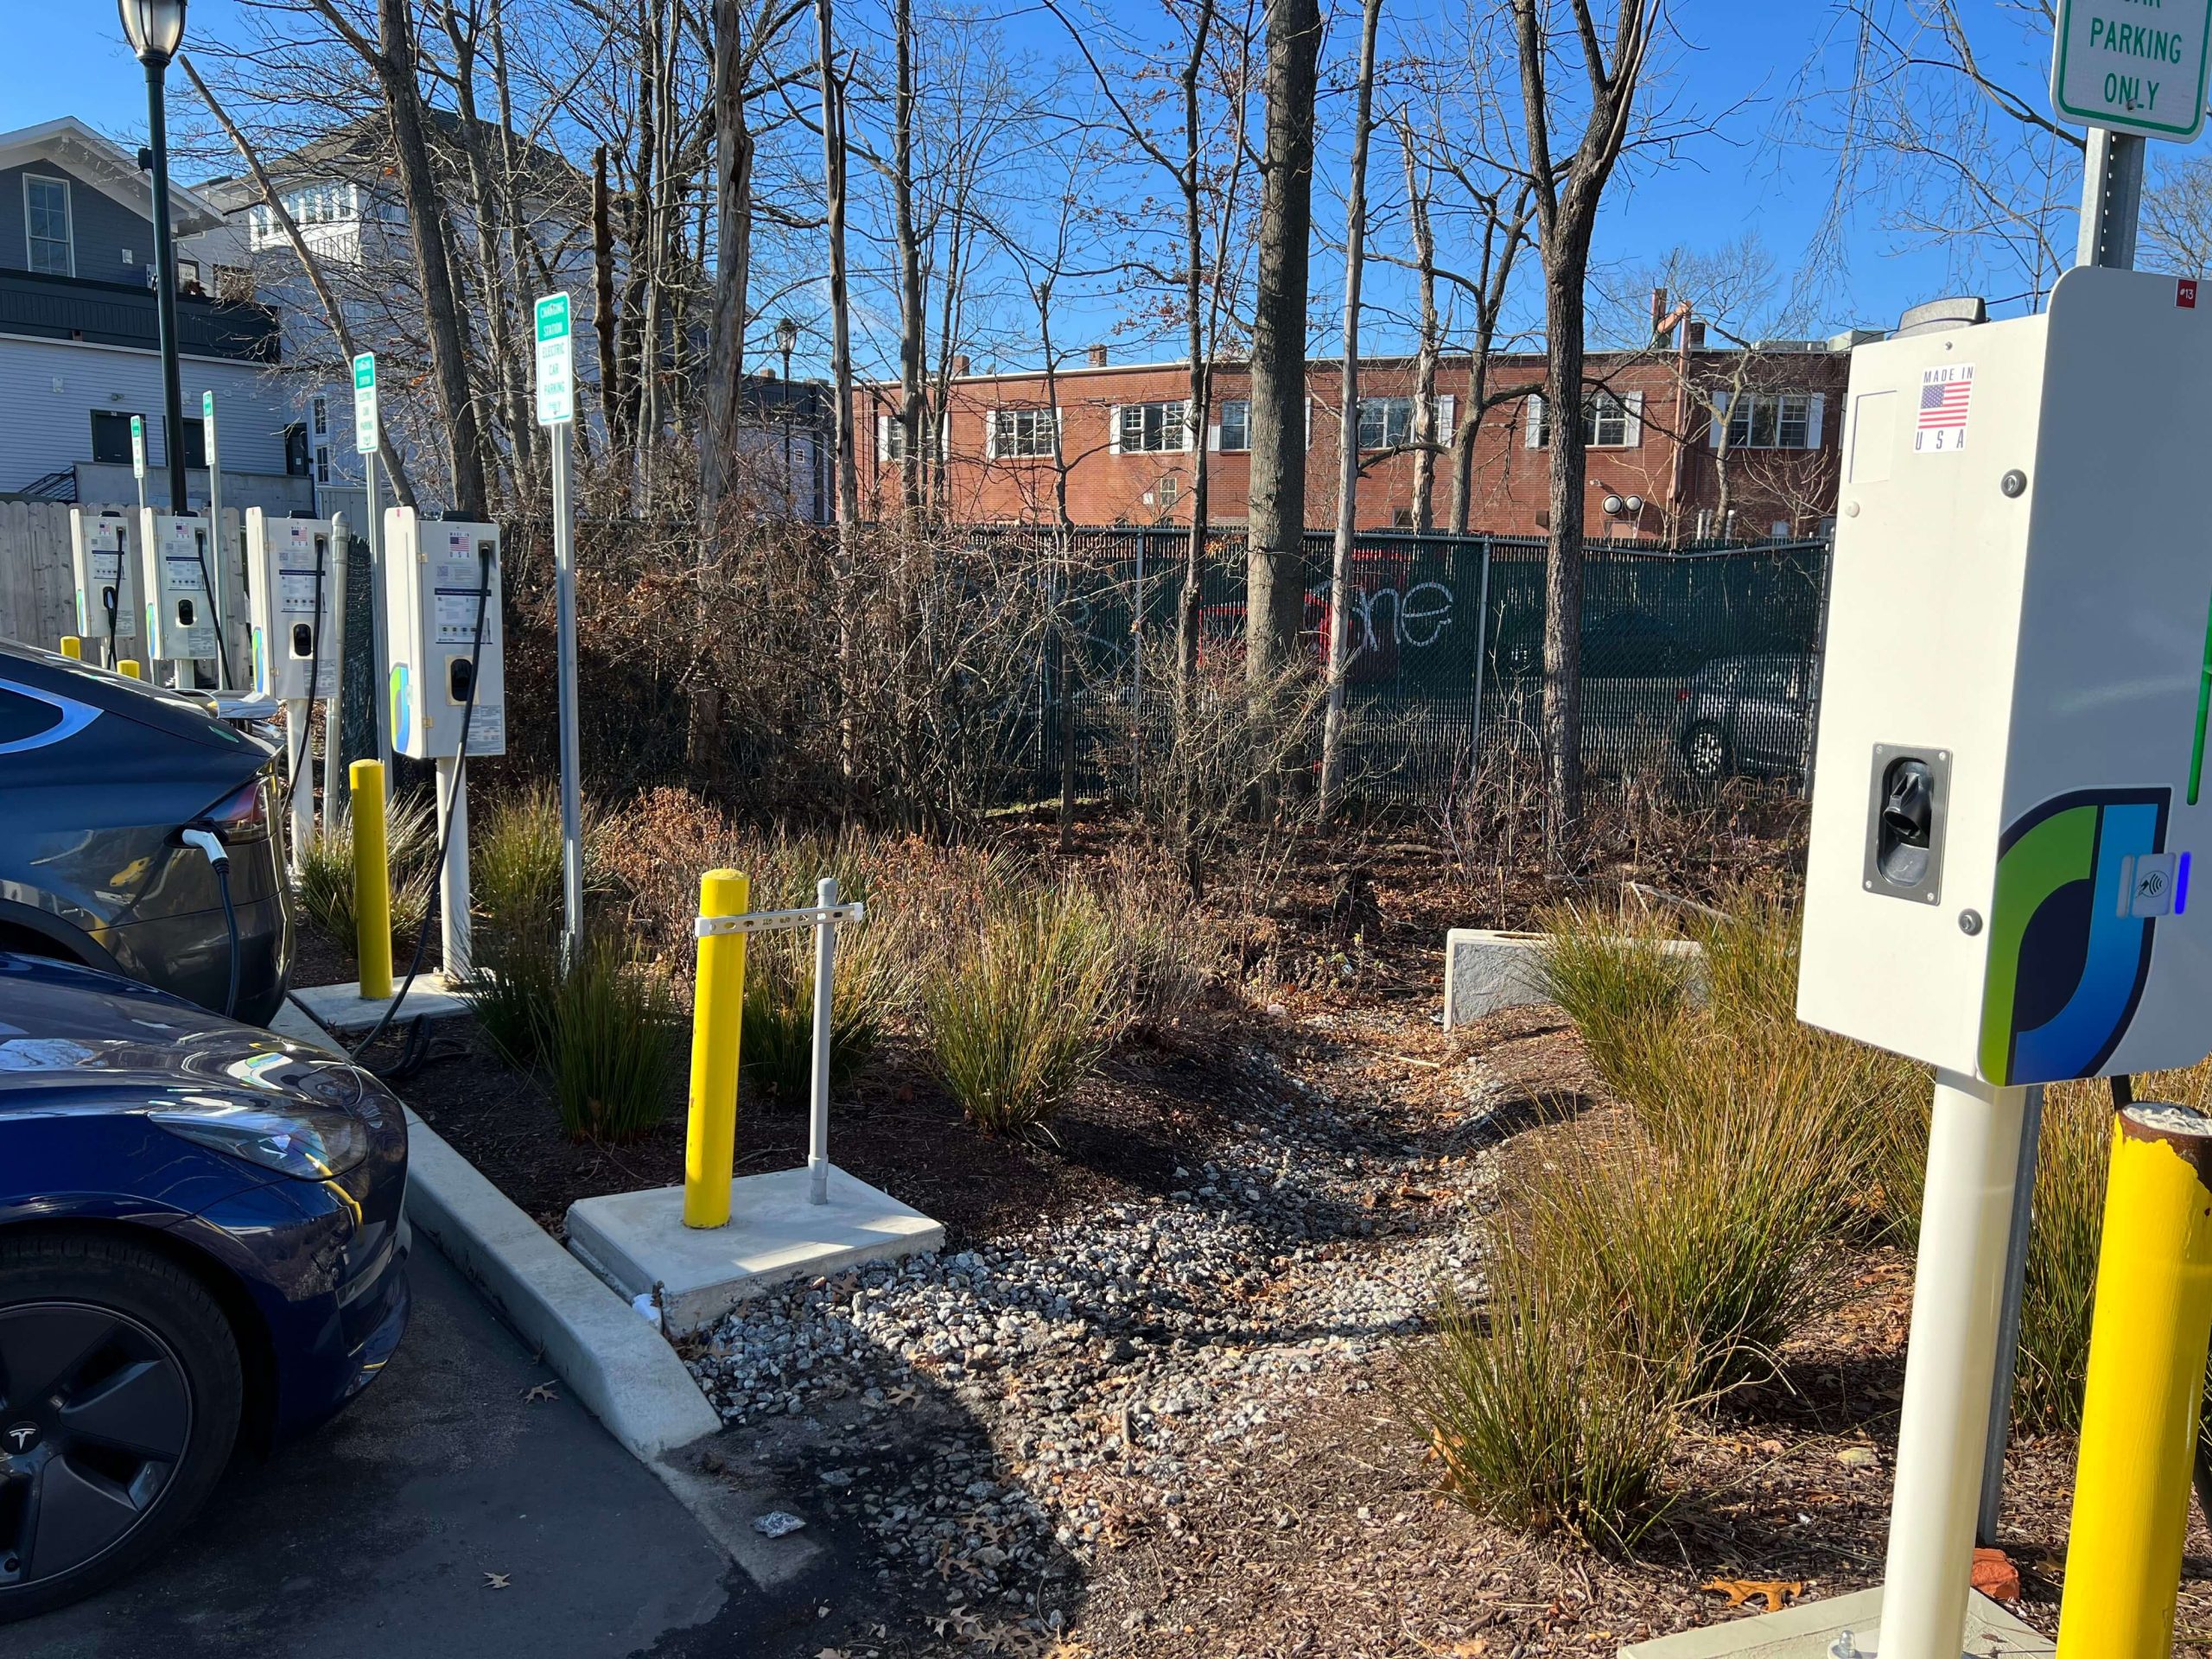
[2052,0,2212,141]
[353,352,379,454]
[130,414,144,479]
[535,293,574,426]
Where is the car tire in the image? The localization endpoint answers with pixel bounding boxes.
[1683,721,1730,784]
[0,1232,243,1623]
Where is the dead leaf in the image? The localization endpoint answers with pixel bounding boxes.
[1702,1580,1802,1612]
[483,1572,511,1590]
[1972,1546,2021,1603]
[522,1382,557,1403]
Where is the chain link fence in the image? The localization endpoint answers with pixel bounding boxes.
[1027,526,1831,800]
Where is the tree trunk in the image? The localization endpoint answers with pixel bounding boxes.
[893,0,925,524]
[1319,0,1381,815]
[1175,1,1218,690]
[593,147,626,461]
[1243,0,1323,689]
[700,0,755,518]
[374,0,488,517]
[1402,124,1440,533]
[1539,251,1591,856]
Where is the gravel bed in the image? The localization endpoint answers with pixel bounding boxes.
[683,1035,1504,1640]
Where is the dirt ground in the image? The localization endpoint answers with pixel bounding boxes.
[301,791,2212,1652]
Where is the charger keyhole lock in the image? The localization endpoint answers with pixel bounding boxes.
[1863,745,1950,905]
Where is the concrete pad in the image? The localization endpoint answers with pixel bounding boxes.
[268,995,345,1056]
[1617,1586,2051,1659]
[291,974,474,1032]
[566,1165,945,1336]
[1443,926,1706,1030]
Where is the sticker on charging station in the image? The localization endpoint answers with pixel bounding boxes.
[432,564,492,641]
[276,567,321,612]
[1915,364,1974,453]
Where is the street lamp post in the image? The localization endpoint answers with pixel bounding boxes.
[119,0,189,514]
[776,316,799,519]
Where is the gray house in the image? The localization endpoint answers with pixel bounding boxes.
[0,117,310,512]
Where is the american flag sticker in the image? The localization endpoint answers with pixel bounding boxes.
[1915,365,1974,453]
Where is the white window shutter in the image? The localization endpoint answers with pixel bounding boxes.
[985,412,999,461]
[1806,393,1827,449]
[875,413,888,462]
[1438,395,1456,442]
[1109,406,1122,454]
[1524,394,1545,448]
[1709,392,1732,448]
[1623,391,1644,448]
[1055,407,1067,454]
[1305,397,1313,446]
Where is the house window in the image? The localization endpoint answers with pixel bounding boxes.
[1357,397,1414,450]
[1218,399,1249,453]
[311,395,328,435]
[990,407,1058,458]
[1528,390,1639,448]
[91,411,143,466]
[25,175,71,275]
[177,418,207,470]
[283,423,309,477]
[1725,392,1815,450]
[315,445,330,484]
[1118,401,1185,454]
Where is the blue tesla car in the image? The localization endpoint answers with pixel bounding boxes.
[0,953,410,1621]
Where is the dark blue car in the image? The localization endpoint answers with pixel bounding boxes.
[0,954,409,1621]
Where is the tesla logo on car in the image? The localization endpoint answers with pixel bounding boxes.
[4,1423,37,1452]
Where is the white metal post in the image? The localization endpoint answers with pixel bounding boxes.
[552,419,584,965]
[1879,1071,2028,1659]
[809,876,838,1205]
[435,754,471,979]
[365,450,391,785]
[203,392,231,690]
[321,512,349,824]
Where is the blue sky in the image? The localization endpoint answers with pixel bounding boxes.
[0,3,2093,351]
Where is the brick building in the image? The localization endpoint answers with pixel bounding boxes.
[861,315,1856,542]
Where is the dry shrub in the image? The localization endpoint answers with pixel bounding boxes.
[2012,1077,2114,1433]
[1082,846,1227,1022]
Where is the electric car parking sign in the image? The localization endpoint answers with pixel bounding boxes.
[352,353,378,454]
[2051,0,2212,142]
[534,293,574,427]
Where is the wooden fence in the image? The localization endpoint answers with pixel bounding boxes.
[0,500,255,683]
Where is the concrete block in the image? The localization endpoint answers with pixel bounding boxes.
[1443,927,1705,1030]
[290,975,474,1033]
[566,1166,945,1336]
[1617,1586,2050,1659]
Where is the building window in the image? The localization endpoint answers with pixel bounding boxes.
[90,411,142,466]
[881,415,907,461]
[1118,401,1185,454]
[1528,390,1640,449]
[178,418,207,470]
[1357,397,1416,451]
[990,407,1058,458]
[283,423,309,477]
[1218,399,1249,453]
[315,445,330,484]
[1157,474,1180,510]
[1724,391,1815,450]
[311,395,328,435]
[25,175,71,275]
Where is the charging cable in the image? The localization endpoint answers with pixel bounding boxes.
[349,542,492,1071]
[274,537,329,834]
[180,824,241,1020]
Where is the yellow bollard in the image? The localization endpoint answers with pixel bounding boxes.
[350,760,394,1001]
[58,635,81,660]
[683,869,749,1228]
[118,658,142,679]
[2055,1102,2212,1658]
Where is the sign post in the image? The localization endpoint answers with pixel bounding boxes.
[2053,0,2212,265]
[536,291,585,966]
[353,352,390,785]
[201,389,231,690]
[130,414,146,514]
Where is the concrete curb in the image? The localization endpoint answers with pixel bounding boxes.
[269,994,722,1463]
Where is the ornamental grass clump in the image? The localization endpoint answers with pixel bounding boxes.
[2011,1077,2114,1432]
[295,793,436,961]
[925,889,1124,1135]
[1535,902,1694,1103]
[537,938,679,1141]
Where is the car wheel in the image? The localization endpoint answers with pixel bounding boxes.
[1683,721,1729,783]
[0,1233,243,1623]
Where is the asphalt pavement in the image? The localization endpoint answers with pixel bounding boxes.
[11,1239,787,1659]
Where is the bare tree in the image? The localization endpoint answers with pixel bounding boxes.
[817,0,858,533]
[1510,0,1656,862]
[1246,0,1325,692]
[1320,0,1383,814]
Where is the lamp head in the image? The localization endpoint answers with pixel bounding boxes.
[119,0,188,67]
[774,316,800,355]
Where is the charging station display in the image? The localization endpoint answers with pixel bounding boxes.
[1798,264,2212,1085]
[245,511,340,702]
[384,509,505,759]
[137,512,221,664]
[68,510,137,656]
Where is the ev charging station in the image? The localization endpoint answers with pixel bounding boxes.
[137,510,222,683]
[246,509,346,869]
[68,509,137,668]
[384,506,504,980]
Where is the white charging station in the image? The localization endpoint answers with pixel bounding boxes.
[68,509,137,667]
[1795,263,2212,1659]
[137,511,222,679]
[384,508,504,978]
[247,510,346,870]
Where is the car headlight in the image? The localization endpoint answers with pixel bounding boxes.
[149,1103,369,1179]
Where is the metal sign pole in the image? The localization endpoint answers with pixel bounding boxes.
[202,390,231,690]
[537,292,584,966]
[2078,126,2146,270]
[353,353,391,786]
